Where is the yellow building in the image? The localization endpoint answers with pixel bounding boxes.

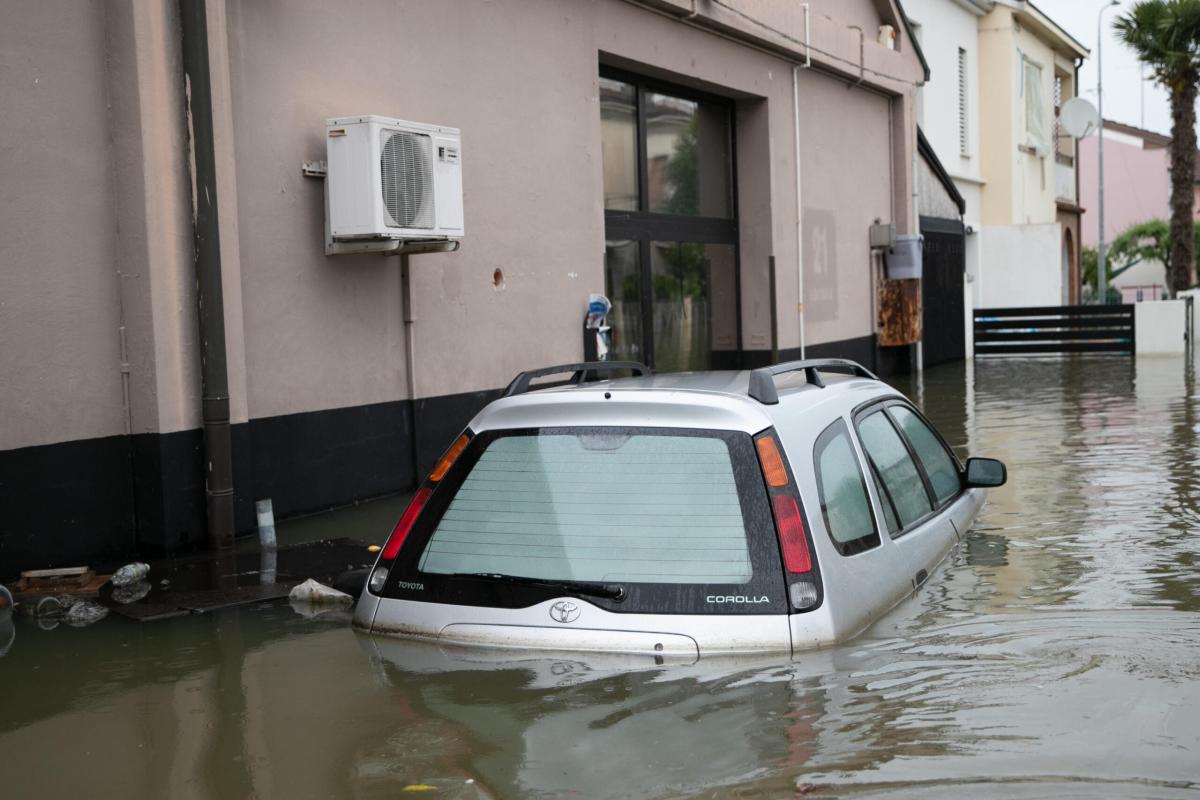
[975,1,1089,308]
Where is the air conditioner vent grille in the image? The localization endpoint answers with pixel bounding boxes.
[380,130,434,229]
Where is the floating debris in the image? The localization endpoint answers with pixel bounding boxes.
[111,562,150,587]
[28,596,67,618]
[63,601,109,627]
[112,580,152,605]
[288,578,353,606]
[13,566,108,600]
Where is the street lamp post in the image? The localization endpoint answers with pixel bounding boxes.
[1097,0,1120,305]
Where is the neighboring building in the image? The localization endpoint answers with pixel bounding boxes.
[1078,120,1172,300]
[0,0,928,572]
[905,0,1087,340]
[903,0,986,366]
[975,0,1088,308]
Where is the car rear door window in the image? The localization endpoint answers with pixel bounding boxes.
[869,467,901,536]
[889,406,961,505]
[857,411,932,529]
[813,419,879,555]
[418,432,753,584]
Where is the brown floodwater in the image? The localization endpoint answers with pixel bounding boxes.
[2,355,1200,799]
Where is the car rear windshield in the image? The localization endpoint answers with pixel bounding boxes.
[388,426,788,614]
[419,431,752,584]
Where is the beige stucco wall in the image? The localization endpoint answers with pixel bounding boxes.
[978,4,1081,227]
[1010,23,1072,226]
[1,0,921,450]
[799,78,894,346]
[978,5,1016,226]
[224,0,917,417]
[0,2,126,450]
[108,0,203,437]
[0,0,208,450]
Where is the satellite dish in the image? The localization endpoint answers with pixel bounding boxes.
[1061,97,1100,138]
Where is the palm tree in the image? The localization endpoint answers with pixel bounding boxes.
[1115,0,1200,292]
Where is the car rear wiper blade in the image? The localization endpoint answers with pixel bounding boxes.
[455,572,626,601]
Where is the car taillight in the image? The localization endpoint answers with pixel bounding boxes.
[756,429,821,611]
[755,437,789,488]
[429,434,469,481]
[380,487,431,560]
[771,494,812,574]
[377,431,472,563]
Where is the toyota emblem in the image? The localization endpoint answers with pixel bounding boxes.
[549,600,580,624]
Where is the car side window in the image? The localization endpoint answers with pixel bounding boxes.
[857,411,932,530]
[889,406,962,505]
[868,464,901,536]
[813,419,880,555]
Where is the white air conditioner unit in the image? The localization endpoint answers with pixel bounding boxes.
[325,115,464,251]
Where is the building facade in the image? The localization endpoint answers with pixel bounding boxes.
[0,0,928,573]
[1078,120,1172,300]
[975,0,1087,309]
[903,0,986,314]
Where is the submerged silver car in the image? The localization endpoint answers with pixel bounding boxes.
[353,359,1006,656]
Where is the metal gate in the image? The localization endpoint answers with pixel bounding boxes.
[920,221,966,367]
[973,305,1135,355]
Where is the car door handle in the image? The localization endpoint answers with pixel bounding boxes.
[912,568,928,589]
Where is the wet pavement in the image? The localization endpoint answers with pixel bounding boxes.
[2,355,1200,798]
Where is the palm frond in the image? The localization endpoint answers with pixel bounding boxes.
[1116,0,1200,80]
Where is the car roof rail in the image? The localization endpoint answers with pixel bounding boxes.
[501,361,652,398]
[747,359,879,404]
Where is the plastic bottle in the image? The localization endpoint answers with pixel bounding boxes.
[111,562,150,587]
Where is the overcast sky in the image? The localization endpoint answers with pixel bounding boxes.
[1031,0,1174,136]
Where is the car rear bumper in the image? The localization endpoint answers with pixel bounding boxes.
[354,594,816,655]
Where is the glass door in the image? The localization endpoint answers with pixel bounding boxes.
[600,70,739,372]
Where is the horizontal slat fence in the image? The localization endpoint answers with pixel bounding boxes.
[973,305,1135,355]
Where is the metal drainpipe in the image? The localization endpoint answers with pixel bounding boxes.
[180,0,234,550]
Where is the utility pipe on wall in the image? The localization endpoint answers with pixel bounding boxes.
[793,63,806,359]
[400,256,420,484]
[180,0,235,549]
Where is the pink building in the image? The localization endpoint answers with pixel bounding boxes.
[1078,120,1171,298]
[1078,120,1170,249]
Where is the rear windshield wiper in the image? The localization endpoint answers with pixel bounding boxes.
[453,572,626,601]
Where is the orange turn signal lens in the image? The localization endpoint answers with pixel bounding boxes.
[756,436,789,488]
[429,434,469,482]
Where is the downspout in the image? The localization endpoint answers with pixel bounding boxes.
[180,0,234,550]
[400,255,420,485]
[793,63,806,359]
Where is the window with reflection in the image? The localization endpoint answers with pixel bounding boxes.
[813,419,880,555]
[858,411,932,531]
[601,78,638,211]
[599,68,737,372]
[890,406,961,505]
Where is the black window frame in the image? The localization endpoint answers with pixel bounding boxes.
[852,397,966,540]
[600,65,742,370]
[812,418,882,557]
[378,425,789,616]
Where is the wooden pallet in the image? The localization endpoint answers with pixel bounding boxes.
[12,567,111,600]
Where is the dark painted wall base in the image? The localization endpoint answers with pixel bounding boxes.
[0,334,916,576]
[0,435,136,577]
